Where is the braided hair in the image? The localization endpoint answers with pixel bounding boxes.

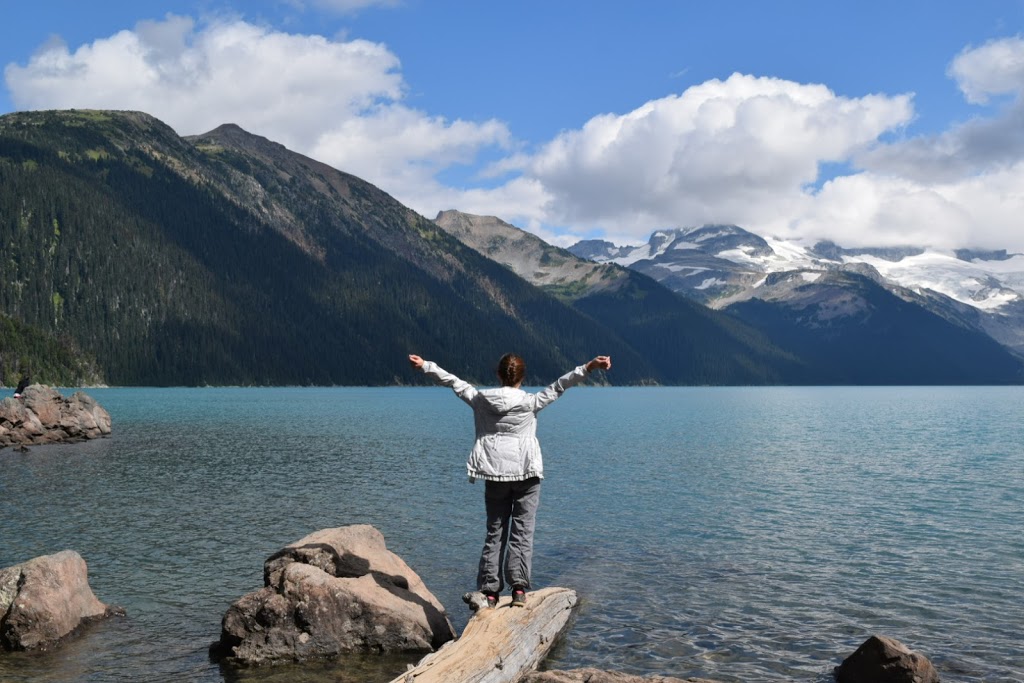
[497,353,526,387]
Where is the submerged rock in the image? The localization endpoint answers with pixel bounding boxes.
[0,385,111,449]
[215,524,455,665]
[0,550,124,651]
[835,635,939,683]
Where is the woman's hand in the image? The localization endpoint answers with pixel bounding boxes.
[586,355,612,373]
[408,354,425,370]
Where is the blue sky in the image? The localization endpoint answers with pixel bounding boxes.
[4,1,1024,250]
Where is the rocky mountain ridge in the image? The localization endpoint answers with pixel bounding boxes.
[569,225,1024,354]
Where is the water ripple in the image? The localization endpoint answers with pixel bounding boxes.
[2,386,1023,682]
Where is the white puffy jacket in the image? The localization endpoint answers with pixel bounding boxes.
[420,361,589,482]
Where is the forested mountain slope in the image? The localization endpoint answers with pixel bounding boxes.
[0,111,673,385]
[3,110,819,386]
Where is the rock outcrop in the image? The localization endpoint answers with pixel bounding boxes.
[0,550,123,651]
[215,525,456,665]
[0,385,111,449]
[525,671,722,683]
[835,635,940,683]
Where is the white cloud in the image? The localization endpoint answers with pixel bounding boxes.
[804,37,1024,251]
[514,73,913,241]
[311,105,510,189]
[859,38,1024,185]
[792,173,975,249]
[5,16,403,148]
[8,18,1024,254]
[3,15,507,212]
[486,57,1024,252]
[948,36,1024,104]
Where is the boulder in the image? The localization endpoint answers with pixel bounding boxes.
[835,635,939,683]
[216,525,456,665]
[0,385,111,449]
[524,670,721,683]
[0,550,124,651]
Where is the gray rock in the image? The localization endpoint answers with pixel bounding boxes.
[216,525,456,665]
[835,635,939,683]
[524,670,722,683]
[0,385,111,449]
[0,550,123,651]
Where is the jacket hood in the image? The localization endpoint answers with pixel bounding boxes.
[477,387,528,414]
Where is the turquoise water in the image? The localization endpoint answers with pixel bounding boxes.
[1,386,1022,682]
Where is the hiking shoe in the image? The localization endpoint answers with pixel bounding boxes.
[511,588,527,607]
[485,592,499,609]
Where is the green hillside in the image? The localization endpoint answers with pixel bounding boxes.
[0,313,103,387]
[1,110,661,385]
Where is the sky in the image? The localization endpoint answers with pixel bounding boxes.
[3,1,1024,251]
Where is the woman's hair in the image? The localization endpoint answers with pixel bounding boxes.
[497,353,526,387]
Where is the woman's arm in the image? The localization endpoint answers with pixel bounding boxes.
[533,355,612,412]
[408,354,478,406]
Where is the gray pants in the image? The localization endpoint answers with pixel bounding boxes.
[477,477,541,594]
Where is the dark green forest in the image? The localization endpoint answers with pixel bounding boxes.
[0,110,675,386]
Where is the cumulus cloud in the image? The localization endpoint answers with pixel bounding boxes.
[491,53,1024,252]
[810,36,1024,250]
[8,17,1024,252]
[948,36,1024,104]
[514,73,913,241]
[858,37,1024,185]
[310,105,512,212]
[6,15,402,148]
[3,15,509,211]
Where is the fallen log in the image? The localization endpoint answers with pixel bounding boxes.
[389,586,578,683]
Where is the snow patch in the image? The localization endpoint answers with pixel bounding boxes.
[658,264,710,274]
[695,278,728,290]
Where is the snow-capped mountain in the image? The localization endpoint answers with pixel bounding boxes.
[570,225,1024,352]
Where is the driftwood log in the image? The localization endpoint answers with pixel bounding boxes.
[389,586,578,683]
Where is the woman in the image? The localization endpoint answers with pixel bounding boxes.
[408,352,611,609]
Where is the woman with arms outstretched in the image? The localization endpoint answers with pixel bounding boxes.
[408,352,611,609]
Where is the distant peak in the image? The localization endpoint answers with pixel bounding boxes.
[195,122,262,141]
[187,123,290,158]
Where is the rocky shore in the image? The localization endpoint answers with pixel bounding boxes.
[209,525,940,682]
[1,524,942,682]
[0,385,111,449]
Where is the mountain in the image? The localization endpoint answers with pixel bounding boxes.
[1,109,811,387]
[569,225,1024,384]
[724,269,1024,384]
[7,110,1017,386]
[1,109,668,386]
[434,211,805,384]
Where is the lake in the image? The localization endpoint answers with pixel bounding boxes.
[1,386,1022,682]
